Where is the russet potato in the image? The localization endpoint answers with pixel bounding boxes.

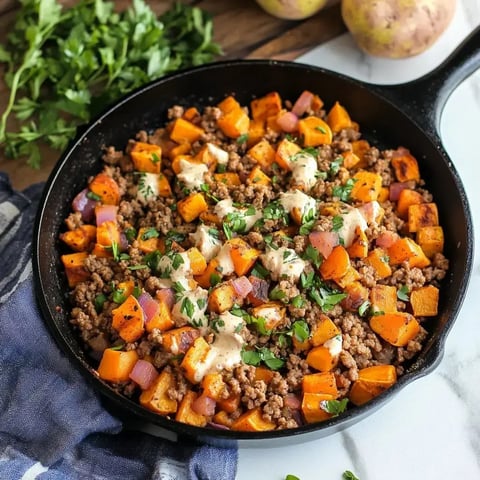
[341,0,456,58]
[255,0,328,20]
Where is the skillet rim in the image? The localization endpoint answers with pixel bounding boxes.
[32,58,474,444]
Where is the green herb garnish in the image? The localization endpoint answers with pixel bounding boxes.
[321,398,349,416]
[241,346,285,370]
[94,293,107,313]
[332,178,356,202]
[0,0,221,167]
[397,285,410,301]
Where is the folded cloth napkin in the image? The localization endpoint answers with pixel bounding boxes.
[0,173,238,480]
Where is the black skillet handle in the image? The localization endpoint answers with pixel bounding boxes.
[367,26,480,140]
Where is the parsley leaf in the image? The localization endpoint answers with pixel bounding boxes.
[332,215,344,232]
[242,346,285,370]
[397,285,410,301]
[302,244,322,268]
[291,320,310,343]
[343,471,360,480]
[332,178,356,202]
[141,227,159,241]
[94,293,107,313]
[320,398,349,416]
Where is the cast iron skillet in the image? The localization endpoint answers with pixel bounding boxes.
[33,28,478,448]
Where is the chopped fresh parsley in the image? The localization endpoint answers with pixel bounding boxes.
[332,178,356,202]
[300,272,347,312]
[94,293,107,313]
[358,300,371,317]
[211,317,225,333]
[320,398,349,416]
[209,273,222,287]
[171,252,185,270]
[397,284,410,301]
[165,231,186,247]
[180,297,195,319]
[110,343,125,351]
[86,191,101,201]
[263,201,288,224]
[142,250,161,272]
[291,295,306,308]
[291,320,310,343]
[141,227,159,241]
[285,475,300,480]
[332,215,344,232]
[112,287,128,304]
[269,285,286,301]
[124,227,137,244]
[315,125,327,134]
[241,346,285,370]
[329,156,343,176]
[151,152,160,164]
[298,207,317,236]
[251,263,269,279]
[223,209,254,239]
[236,133,249,144]
[343,471,360,480]
[302,244,322,268]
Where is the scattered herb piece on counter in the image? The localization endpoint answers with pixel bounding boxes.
[0,0,222,167]
[343,471,360,480]
[285,475,301,480]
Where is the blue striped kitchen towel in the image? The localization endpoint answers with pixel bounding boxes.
[0,172,238,480]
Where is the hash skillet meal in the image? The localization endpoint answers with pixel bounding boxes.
[60,90,448,431]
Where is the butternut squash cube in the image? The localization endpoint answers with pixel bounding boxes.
[177,193,208,223]
[140,370,178,415]
[370,312,420,347]
[416,226,444,258]
[61,252,90,287]
[97,349,139,383]
[410,285,439,317]
[231,407,276,431]
[408,202,439,233]
[349,365,397,406]
[301,392,335,423]
[175,390,208,427]
[130,141,162,173]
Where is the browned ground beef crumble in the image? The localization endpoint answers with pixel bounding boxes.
[62,94,448,431]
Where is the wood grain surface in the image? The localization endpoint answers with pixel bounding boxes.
[0,0,345,189]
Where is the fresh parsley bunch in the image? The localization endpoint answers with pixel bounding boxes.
[0,0,222,167]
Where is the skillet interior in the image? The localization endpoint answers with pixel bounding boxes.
[33,60,473,447]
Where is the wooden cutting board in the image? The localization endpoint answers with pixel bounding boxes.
[0,0,345,189]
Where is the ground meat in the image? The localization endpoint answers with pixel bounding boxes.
[61,93,449,432]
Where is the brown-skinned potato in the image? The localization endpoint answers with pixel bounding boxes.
[341,0,457,58]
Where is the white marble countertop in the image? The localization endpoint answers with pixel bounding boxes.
[237,1,480,479]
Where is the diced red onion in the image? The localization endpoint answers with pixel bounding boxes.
[308,231,339,259]
[292,90,314,116]
[232,276,253,298]
[129,359,158,390]
[284,393,301,410]
[291,409,304,427]
[376,231,399,249]
[247,277,270,306]
[119,232,129,252]
[389,181,415,201]
[95,204,118,226]
[276,111,298,133]
[207,422,230,431]
[156,288,175,310]
[138,292,160,324]
[192,394,216,416]
[72,188,97,223]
